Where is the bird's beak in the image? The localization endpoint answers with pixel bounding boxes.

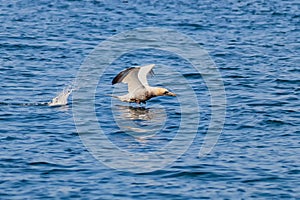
[167,92,176,96]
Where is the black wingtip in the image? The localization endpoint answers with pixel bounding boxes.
[112,77,118,85]
[112,67,135,85]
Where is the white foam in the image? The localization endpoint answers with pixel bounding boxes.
[48,86,73,106]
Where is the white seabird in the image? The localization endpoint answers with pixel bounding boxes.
[112,64,176,104]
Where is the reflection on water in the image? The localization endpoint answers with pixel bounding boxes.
[112,105,167,138]
[116,105,156,120]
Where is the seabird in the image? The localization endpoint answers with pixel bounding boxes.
[112,64,176,104]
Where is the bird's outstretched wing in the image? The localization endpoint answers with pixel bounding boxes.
[112,64,155,94]
[112,67,136,85]
[137,64,155,86]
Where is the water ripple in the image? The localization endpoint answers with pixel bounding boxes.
[0,0,299,199]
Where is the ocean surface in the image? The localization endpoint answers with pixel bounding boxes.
[1,0,299,199]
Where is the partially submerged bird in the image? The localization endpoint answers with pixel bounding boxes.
[112,64,176,104]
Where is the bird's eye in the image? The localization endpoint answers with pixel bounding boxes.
[164,91,169,94]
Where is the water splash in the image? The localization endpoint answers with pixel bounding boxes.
[0,85,73,107]
[48,86,73,106]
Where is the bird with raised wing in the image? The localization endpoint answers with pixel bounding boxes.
[112,64,176,104]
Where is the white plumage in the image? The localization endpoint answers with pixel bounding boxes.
[112,64,176,104]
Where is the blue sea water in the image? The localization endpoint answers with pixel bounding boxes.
[1,0,299,199]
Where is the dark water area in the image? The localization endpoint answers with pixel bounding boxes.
[1,0,299,199]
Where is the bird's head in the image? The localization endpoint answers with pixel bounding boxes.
[153,87,176,97]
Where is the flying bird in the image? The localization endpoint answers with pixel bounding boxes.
[112,64,176,104]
